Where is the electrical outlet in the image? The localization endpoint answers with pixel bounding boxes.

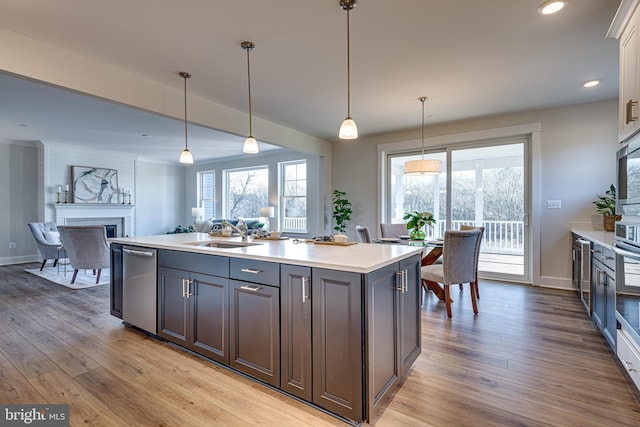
[547,200,562,209]
[9,242,16,249]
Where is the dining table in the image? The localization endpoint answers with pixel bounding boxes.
[374,236,446,300]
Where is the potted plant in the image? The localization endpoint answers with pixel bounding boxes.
[402,210,436,241]
[332,190,352,237]
[593,184,621,232]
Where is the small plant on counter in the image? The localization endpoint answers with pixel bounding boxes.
[332,189,352,234]
[593,184,617,216]
[593,184,621,232]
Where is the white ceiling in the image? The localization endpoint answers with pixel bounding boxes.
[0,0,622,164]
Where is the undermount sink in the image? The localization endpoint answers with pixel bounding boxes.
[186,241,262,249]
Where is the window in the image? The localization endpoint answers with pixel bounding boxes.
[224,166,268,219]
[197,170,215,219]
[280,160,307,232]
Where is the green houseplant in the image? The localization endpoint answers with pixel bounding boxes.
[332,190,352,234]
[593,184,621,232]
[402,211,436,241]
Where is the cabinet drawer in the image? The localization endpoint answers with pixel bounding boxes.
[617,329,640,392]
[158,249,229,277]
[230,258,279,286]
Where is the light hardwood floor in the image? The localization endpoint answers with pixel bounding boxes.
[1,263,639,426]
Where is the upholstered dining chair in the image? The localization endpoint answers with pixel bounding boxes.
[421,228,483,318]
[460,224,485,297]
[57,226,110,284]
[28,222,67,271]
[355,225,372,243]
[380,223,408,238]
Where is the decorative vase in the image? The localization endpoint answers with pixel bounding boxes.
[410,228,425,241]
[603,215,621,232]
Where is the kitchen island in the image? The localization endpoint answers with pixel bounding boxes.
[109,233,424,424]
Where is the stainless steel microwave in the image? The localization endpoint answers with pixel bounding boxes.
[617,138,640,215]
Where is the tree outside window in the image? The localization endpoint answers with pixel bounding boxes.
[225,166,268,219]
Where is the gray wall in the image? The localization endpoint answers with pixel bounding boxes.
[0,141,38,264]
[332,99,619,288]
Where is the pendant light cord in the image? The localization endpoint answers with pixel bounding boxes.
[346,7,351,117]
[419,96,427,160]
[246,46,253,136]
[183,75,188,150]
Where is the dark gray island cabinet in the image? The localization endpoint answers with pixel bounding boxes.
[110,242,421,424]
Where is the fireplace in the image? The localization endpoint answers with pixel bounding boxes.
[53,204,134,237]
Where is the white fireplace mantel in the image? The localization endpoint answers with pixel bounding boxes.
[53,203,134,237]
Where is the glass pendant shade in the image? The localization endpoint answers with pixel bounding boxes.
[179,148,193,164]
[404,159,441,176]
[339,117,358,139]
[243,136,259,154]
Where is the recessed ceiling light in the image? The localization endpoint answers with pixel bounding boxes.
[583,79,601,88]
[538,1,567,15]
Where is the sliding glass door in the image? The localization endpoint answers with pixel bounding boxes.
[387,139,529,283]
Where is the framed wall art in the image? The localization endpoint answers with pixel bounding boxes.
[71,166,119,203]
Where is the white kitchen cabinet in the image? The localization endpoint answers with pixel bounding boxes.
[617,328,640,391]
[610,0,640,142]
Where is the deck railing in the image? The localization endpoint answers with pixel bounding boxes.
[426,220,524,255]
[283,217,307,232]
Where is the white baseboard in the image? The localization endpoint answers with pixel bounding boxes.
[0,255,39,266]
[534,275,575,291]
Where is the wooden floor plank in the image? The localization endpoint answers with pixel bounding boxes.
[1,263,640,426]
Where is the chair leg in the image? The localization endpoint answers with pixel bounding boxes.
[469,281,479,314]
[95,269,102,284]
[444,285,452,318]
[53,259,58,268]
[71,269,79,284]
[40,260,47,271]
[459,283,463,291]
[474,280,480,299]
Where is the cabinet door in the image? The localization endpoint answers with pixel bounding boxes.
[398,255,421,376]
[592,261,605,330]
[366,263,399,414]
[312,268,363,422]
[190,272,229,364]
[110,243,123,318]
[158,267,189,346]
[620,7,640,141]
[229,280,280,386]
[604,269,617,350]
[280,265,312,401]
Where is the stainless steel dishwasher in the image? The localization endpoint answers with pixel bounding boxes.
[122,246,157,334]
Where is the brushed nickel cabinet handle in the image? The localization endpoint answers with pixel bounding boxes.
[623,360,637,372]
[302,276,309,303]
[626,99,638,124]
[395,271,404,291]
[240,268,262,274]
[186,279,193,298]
[240,285,262,292]
[182,278,186,298]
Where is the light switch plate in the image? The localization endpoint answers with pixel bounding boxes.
[547,200,561,209]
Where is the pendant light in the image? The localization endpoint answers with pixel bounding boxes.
[339,0,358,140]
[178,71,194,164]
[242,41,259,154]
[404,97,441,175]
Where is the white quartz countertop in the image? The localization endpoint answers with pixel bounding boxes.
[571,228,615,248]
[109,233,426,273]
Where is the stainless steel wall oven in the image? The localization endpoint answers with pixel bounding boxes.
[613,221,640,296]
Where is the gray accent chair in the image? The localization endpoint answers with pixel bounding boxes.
[459,224,485,297]
[380,223,408,238]
[57,226,110,284]
[355,225,371,243]
[28,222,66,271]
[421,229,483,318]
